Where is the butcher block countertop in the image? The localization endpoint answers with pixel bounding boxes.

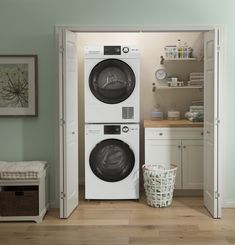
[144,119,204,128]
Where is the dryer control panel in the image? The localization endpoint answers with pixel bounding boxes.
[85,45,139,58]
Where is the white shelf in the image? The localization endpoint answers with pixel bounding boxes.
[164,58,197,61]
[156,85,203,90]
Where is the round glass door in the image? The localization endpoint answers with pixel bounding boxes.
[89,139,135,182]
[89,59,136,104]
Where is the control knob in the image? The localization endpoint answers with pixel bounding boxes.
[122,47,129,53]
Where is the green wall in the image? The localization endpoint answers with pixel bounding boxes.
[0,0,234,205]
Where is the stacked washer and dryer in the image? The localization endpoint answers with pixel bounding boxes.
[84,45,140,199]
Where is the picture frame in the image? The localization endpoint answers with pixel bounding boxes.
[0,55,38,116]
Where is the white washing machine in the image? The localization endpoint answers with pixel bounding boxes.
[84,45,140,123]
[85,123,139,199]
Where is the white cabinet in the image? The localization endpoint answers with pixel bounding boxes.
[0,168,48,223]
[145,127,203,190]
[182,140,203,189]
[145,139,182,189]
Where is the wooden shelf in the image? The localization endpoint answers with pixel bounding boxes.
[144,119,203,128]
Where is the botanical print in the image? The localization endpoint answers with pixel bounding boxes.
[0,64,29,108]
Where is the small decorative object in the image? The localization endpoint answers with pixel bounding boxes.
[167,110,180,120]
[151,104,163,121]
[171,77,178,86]
[0,55,37,116]
[177,81,184,87]
[155,69,167,81]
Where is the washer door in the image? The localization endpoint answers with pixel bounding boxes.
[89,139,135,182]
[89,59,136,104]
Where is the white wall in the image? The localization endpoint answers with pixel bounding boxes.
[77,32,203,183]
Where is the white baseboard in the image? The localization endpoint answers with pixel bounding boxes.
[222,200,235,208]
[49,199,59,208]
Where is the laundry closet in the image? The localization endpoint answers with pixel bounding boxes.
[76,31,204,186]
[58,29,220,218]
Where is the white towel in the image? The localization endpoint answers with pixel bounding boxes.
[0,161,47,179]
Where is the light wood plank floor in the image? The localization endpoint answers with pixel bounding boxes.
[0,191,235,245]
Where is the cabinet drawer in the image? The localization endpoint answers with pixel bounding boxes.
[145,128,203,140]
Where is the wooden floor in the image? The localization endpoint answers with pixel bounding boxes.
[1,192,235,245]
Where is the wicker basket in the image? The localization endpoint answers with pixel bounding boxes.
[142,164,177,208]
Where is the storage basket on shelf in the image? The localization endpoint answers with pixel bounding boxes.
[142,164,177,208]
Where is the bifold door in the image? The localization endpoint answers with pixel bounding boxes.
[59,29,79,218]
[203,30,221,218]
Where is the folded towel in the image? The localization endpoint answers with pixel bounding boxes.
[0,161,47,179]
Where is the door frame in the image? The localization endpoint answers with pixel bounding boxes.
[55,25,225,215]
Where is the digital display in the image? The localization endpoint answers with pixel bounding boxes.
[104,125,121,134]
[104,46,121,55]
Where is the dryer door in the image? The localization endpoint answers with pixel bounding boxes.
[89,59,136,104]
[89,139,135,182]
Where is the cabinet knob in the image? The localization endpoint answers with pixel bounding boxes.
[206,130,210,134]
[178,145,181,149]
[159,133,163,136]
[183,145,186,149]
[201,132,204,136]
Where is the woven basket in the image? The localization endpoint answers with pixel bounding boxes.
[142,164,177,208]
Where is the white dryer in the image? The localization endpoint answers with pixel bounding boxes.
[84,45,140,123]
[85,123,139,199]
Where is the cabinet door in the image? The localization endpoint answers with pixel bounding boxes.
[182,140,203,189]
[145,139,182,189]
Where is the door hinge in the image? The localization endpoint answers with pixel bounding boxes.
[216,46,220,53]
[215,118,220,125]
[60,45,65,54]
[59,118,65,126]
[60,192,66,199]
[215,191,220,199]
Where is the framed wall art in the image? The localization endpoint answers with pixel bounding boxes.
[0,55,38,116]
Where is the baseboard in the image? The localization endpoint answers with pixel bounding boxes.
[79,177,85,185]
[222,200,235,208]
[174,189,203,197]
[49,199,58,208]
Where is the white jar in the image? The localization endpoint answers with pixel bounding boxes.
[167,110,180,120]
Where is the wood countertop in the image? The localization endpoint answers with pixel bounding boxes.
[144,119,203,128]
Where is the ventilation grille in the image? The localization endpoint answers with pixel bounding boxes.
[122,107,134,119]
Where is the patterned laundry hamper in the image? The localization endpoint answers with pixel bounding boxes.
[142,164,177,208]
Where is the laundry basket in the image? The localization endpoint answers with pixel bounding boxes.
[142,164,177,208]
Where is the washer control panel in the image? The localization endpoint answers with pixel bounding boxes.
[86,124,139,136]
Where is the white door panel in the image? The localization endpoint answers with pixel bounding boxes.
[204,30,220,218]
[60,29,79,218]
